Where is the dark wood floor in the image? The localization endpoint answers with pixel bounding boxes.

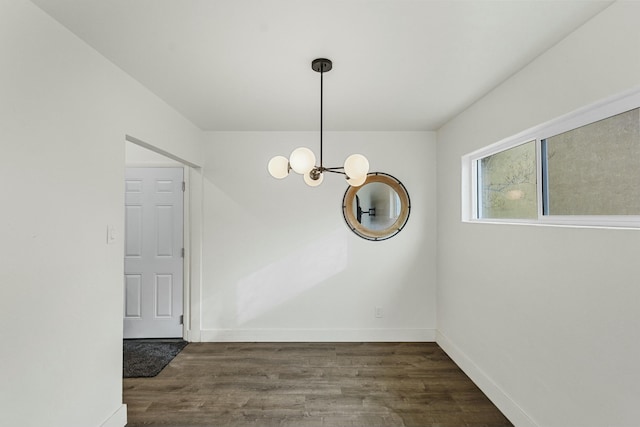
[124,342,512,427]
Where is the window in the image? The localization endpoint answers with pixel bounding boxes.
[479,141,537,219]
[542,108,640,216]
[463,88,640,228]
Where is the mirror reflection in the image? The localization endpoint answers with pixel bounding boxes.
[353,183,402,231]
[342,172,410,241]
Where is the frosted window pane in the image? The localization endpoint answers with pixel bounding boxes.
[544,108,640,215]
[479,141,537,219]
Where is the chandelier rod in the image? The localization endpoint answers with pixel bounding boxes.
[320,65,324,169]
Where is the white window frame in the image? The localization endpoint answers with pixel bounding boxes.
[462,87,640,229]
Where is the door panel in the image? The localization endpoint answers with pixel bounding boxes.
[155,274,173,317]
[124,167,184,338]
[156,205,174,256]
[125,205,143,257]
[124,274,142,318]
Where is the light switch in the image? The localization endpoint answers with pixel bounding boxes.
[107,226,116,244]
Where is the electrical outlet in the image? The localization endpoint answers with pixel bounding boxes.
[375,307,384,318]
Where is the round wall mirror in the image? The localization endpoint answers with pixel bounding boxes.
[342,172,411,241]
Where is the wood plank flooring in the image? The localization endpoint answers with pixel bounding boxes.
[124,342,513,427]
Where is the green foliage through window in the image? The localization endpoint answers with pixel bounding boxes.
[479,141,537,219]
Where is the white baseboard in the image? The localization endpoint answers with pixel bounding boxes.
[436,331,536,427]
[200,328,435,342]
[100,404,127,427]
[185,329,201,342]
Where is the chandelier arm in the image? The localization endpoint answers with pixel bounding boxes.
[323,169,346,175]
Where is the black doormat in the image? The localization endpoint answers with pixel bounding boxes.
[123,339,188,378]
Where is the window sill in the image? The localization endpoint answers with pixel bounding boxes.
[463,217,640,230]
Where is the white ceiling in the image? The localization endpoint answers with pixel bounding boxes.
[31,0,612,131]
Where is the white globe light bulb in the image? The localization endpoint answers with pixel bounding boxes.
[303,170,324,187]
[344,154,370,179]
[346,174,367,187]
[267,156,290,179]
[289,147,316,175]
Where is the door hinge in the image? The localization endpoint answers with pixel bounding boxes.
[179,315,184,325]
[181,248,185,258]
[182,181,186,192]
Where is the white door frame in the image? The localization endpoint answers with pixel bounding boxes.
[125,134,203,342]
[181,165,192,339]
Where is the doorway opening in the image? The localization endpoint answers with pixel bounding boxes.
[124,141,189,339]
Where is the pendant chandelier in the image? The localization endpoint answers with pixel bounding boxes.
[267,58,370,187]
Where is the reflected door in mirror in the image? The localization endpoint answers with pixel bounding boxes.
[353,182,402,231]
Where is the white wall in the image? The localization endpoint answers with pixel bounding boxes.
[200,131,436,341]
[0,1,202,426]
[125,142,183,166]
[436,2,640,427]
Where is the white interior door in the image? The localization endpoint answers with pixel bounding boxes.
[124,167,184,338]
